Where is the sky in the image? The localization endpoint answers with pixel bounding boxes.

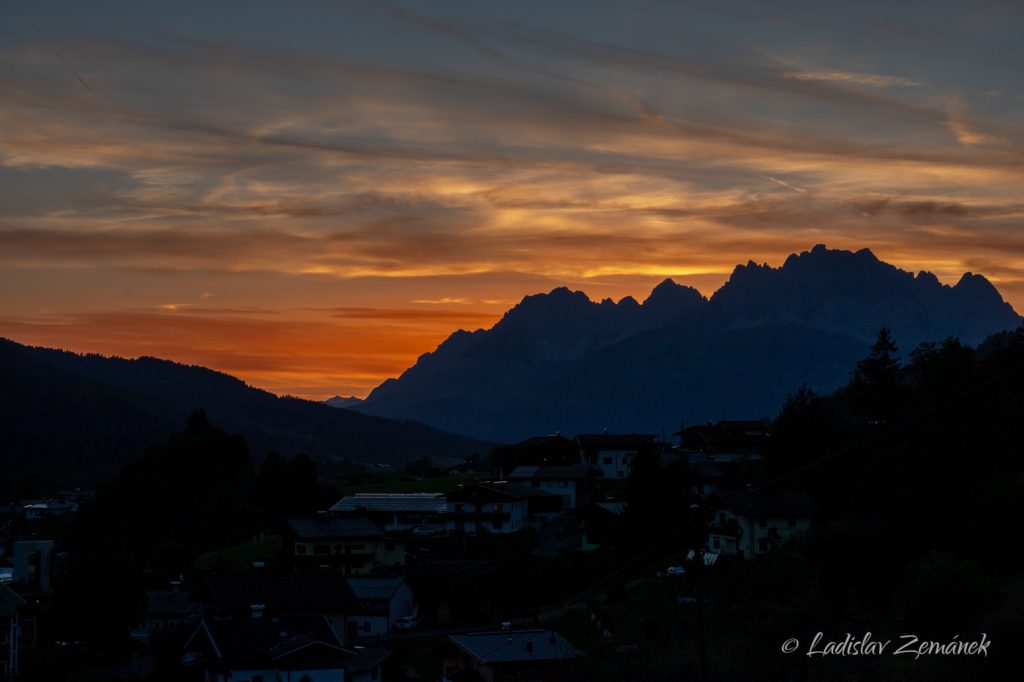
[2,0,1023,399]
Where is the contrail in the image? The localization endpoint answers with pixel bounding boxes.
[33,24,93,93]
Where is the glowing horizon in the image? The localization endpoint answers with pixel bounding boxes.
[2,1,1023,399]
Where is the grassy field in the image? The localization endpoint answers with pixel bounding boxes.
[193,534,283,572]
[325,474,480,497]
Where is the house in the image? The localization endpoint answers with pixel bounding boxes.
[687,462,728,497]
[578,500,627,550]
[11,540,54,593]
[132,588,200,642]
[445,484,530,535]
[676,419,771,464]
[346,576,416,639]
[576,433,656,479]
[1,586,26,680]
[507,465,598,511]
[330,493,448,534]
[199,572,359,646]
[286,517,405,575]
[492,434,580,475]
[440,629,582,682]
[22,500,75,521]
[184,613,390,682]
[708,488,818,558]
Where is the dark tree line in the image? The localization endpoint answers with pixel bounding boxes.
[46,410,328,659]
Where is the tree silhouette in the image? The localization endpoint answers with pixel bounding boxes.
[854,327,900,386]
[850,328,905,423]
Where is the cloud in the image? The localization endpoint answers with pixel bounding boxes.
[946,96,995,146]
[782,70,920,87]
[2,0,1024,397]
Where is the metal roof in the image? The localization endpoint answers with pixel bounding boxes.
[330,493,447,514]
[346,576,406,601]
[287,516,383,540]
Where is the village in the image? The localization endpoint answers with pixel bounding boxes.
[2,418,821,682]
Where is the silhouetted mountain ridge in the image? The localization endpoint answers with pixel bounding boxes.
[358,245,1021,441]
[0,338,489,496]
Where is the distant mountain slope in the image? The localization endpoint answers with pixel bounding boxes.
[358,245,1021,441]
[0,339,489,495]
[324,395,363,409]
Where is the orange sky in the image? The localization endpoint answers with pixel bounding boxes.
[2,1,1023,399]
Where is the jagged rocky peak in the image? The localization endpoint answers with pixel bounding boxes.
[955,272,1003,302]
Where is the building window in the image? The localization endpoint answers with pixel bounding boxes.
[712,537,720,549]
[758,538,769,553]
[493,520,504,531]
[363,621,372,632]
[386,542,396,551]
[492,503,502,512]
[454,503,465,512]
[718,512,726,524]
[313,544,329,555]
[758,517,768,528]
[295,543,307,555]
[602,457,613,465]
[559,480,568,488]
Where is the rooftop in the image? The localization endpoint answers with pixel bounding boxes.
[508,465,596,481]
[346,576,407,601]
[330,493,447,514]
[188,614,344,669]
[446,483,529,503]
[201,573,358,614]
[448,629,582,664]
[144,590,198,617]
[0,585,26,618]
[287,516,384,540]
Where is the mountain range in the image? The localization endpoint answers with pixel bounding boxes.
[355,245,1022,442]
[0,339,488,496]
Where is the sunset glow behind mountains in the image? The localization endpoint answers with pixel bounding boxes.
[2,0,1022,398]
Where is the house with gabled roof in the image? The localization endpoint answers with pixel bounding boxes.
[199,572,359,645]
[286,516,405,575]
[708,488,818,558]
[576,433,656,479]
[440,629,582,682]
[330,493,447,534]
[347,576,416,638]
[184,612,390,682]
[445,484,529,535]
[676,419,771,463]
[506,464,599,511]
